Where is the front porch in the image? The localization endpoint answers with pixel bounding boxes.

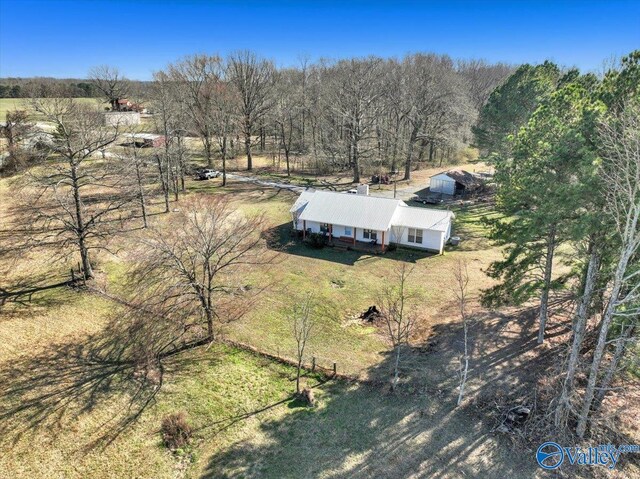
[330,236,385,253]
[300,220,387,253]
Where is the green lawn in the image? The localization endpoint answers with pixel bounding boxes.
[1,309,537,479]
[0,333,309,478]
[145,179,504,379]
[0,274,537,479]
[200,379,535,479]
[0,172,553,479]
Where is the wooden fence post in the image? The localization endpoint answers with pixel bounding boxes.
[312,357,316,372]
[333,362,337,376]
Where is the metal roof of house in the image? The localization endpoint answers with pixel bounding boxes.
[292,190,404,231]
[290,189,316,215]
[391,205,454,232]
[291,189,453,233]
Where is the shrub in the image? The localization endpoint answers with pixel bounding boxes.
[386,243,397,252]
[305,232,327,249]
[161,412,193,451]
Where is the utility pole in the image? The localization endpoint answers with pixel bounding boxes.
[393,172,397,199]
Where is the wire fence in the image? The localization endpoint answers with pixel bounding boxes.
[82,284,391,388]
[219,337,389,387]
[0,267,83,307]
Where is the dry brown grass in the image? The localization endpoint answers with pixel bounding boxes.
[5,162,632,479]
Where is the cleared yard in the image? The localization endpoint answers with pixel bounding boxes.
[173,176,503,378]
[4,168,635,479]
[0,288,537,479]
[0,271,538,479]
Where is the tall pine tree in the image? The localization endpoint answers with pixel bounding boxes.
[473,61,561,158]
[482,76,603,344]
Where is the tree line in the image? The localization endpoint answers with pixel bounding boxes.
[83,53,511,182]
[475,50,639,438]
[3,52,512,191]
[0,76,149,99]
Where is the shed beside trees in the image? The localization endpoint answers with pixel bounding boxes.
[429,169,484,195]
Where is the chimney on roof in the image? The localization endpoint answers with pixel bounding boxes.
[356,184,369,196]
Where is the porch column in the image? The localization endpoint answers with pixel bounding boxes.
[353,227,356,245]
[381,231,385,252]
[329,224,333,239]
[303,220,306,239]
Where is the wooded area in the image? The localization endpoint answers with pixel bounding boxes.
[2,54,511,183]
[477,51,640,440]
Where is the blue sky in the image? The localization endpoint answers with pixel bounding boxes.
[1,0,638,79]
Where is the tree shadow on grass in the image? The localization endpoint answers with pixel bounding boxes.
[199,381,535,479]
[0,316,215,450]
[197,304,575,479]
[201,291,640,478]
[0,271,80,321]
[0,343,142,449]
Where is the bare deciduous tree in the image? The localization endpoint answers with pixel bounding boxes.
[211,71,239,186]
[274,69,304,176]
[554,239,602,429]
[121,135,151,228]
[453,259,471,406]
[322,57,386,182]
[89,65,131,111]
[290,294,314,395]
[149,70,181,211]
[399,54,472,179]
[380,264,417,391]
[129,195,275,342]
[166,55,223,168]
[576,101,640,438]
[228,51,276,171]
[15,96,132,279]
[457,59,513,111]
[0,109,35,173]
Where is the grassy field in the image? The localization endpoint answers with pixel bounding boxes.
[0,97,104,121]
[0,286,536,479]
[183,175,502,378]
[0,326,308,478]
[3,161,636,478]
[0,272,538,479]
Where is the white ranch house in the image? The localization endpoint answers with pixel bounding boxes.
[290,190,454,253]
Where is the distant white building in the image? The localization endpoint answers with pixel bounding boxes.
[430,169,484,196]
[104,111,140,127]
[123,132,166,148]
[290,190,454,253]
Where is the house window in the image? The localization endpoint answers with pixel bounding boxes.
[344,226,352,236]
[363,229,377,241]
[320,223,330,233]
[408,228,423,244]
